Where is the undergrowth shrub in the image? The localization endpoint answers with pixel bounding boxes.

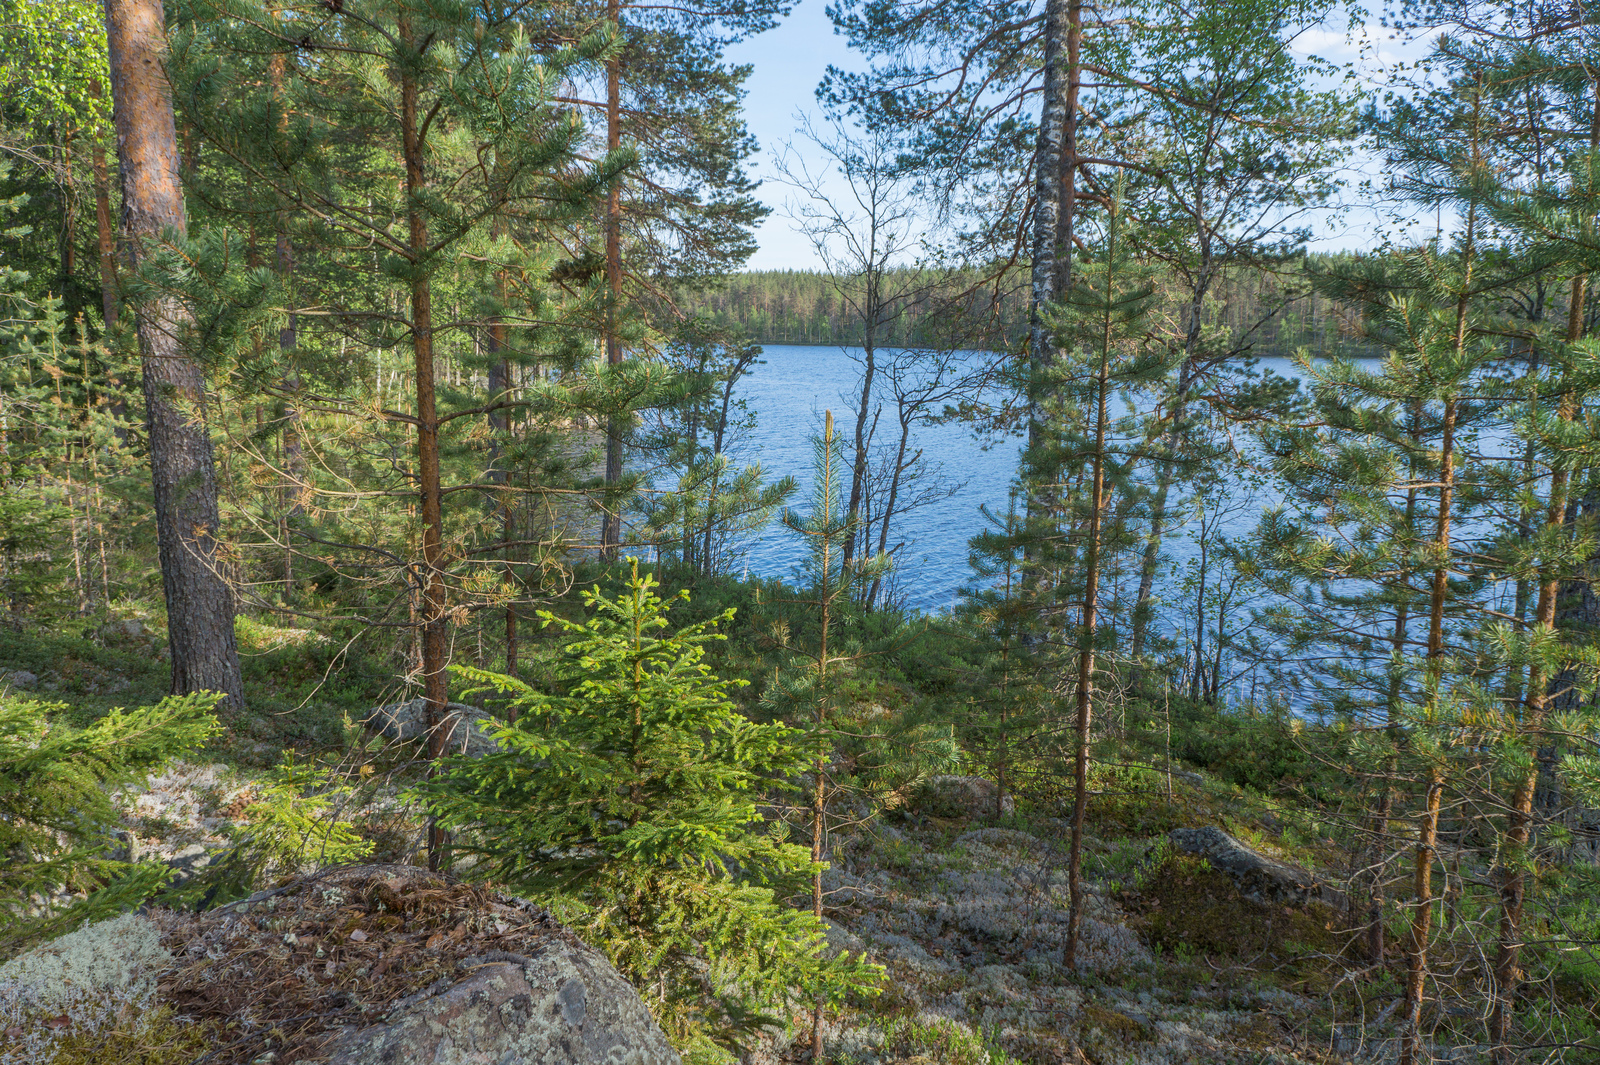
[1125,854,1340,967]
[0,694,219,956]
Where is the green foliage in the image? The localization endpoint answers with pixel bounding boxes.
[1160,696,1333,797]
[237,754,373,872]
[872,1013,1019,1065]
[416,562,881,1058]
[0,693,221,957]
[634,324,796,575]
[0,0,111,128]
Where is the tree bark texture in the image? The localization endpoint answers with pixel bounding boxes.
[600,0,625,557]
[1026,0,1071,387]
[103,0,243,711]
[397,13,453,868]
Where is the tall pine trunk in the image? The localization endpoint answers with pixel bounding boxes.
[1025,0,1078,395]
[396,11,453,868]
[487,288,518,682]
[810,410,838,1065]
[1064,235,1112,971]
[1401,195,1475,1065]
[103,0,243,711]
[1364,402,1422,961]
[270,52,305,610]
[89,83,119,333]
[599,0,625,557]
[1490,252,1593,1065]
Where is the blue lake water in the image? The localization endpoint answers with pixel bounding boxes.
[730,344,1022,612]
[720,345,1535,717]
[726,344,1307,614]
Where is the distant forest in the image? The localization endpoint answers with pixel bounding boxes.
[681,257,1381,359]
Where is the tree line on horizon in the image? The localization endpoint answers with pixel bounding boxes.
[681,259,1381,359]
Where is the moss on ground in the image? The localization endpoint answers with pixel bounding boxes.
[1077,1001,1153,1044]
[1126,854,1342,966]
[44,1008,215,1065]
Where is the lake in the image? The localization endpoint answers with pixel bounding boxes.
[729,344,1021,612]
[727,344,1304,614]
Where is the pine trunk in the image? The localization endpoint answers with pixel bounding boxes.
[600,0,625,557]
[1065,259,1111,971]
[103,0,243,712]
[397,14,452,868]
[1025,0,1073,390]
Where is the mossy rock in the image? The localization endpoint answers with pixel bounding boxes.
[1127,854,1341,962]
[1229,1012,1288,1053]
[1077,1001,1153,1045]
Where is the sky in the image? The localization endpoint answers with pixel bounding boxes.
[725,3,1442,272]
[725,0,848,270]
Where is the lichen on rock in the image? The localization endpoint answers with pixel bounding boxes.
[0,914,172,1065]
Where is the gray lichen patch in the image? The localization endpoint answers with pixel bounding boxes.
[0,914,172,1065]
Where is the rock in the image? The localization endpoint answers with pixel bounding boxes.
[163,842,227,888]
[155,865,678,1065]
[1,670,38,690]
[911,775,1014,819]
[1167,826,1342,909]
[362,697,503,757]
[322,947,678,1065]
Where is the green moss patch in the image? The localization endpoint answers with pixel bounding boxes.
[1077,1001,1153,1045]
[1125,855,1341,964]
[43,1007,215,1065]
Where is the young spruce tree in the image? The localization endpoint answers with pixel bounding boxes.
[416,561,880,1063]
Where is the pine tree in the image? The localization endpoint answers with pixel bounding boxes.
[168,0,627,862]
[633,325,795,575]
[103,0,245,710]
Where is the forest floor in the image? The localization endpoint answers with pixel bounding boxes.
[5,617,1473,1065]
[796,776,1451,1065]
[83,751,1428,1065]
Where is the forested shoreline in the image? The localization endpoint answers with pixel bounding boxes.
[682,260,1379,359]
[4,1,1600,1063]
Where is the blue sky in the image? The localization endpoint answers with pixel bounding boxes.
[725,0,849,270]
[727,5,1439,271]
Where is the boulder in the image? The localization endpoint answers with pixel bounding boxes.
[162,842,228,889]
[911,775,1014,819]
[323,947,677,1065]
[0,670,37,690]
[156,864,679,1065]
[363,697,502,757]
[1167,827,1342,909]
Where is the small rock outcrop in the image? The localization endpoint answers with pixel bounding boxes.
[323,946,675,1065]
[151,865,676,1065]
[910,775,1014,819]
[1168,826,1342,909]
[5,866,676,1065]
[363,697,503,757]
